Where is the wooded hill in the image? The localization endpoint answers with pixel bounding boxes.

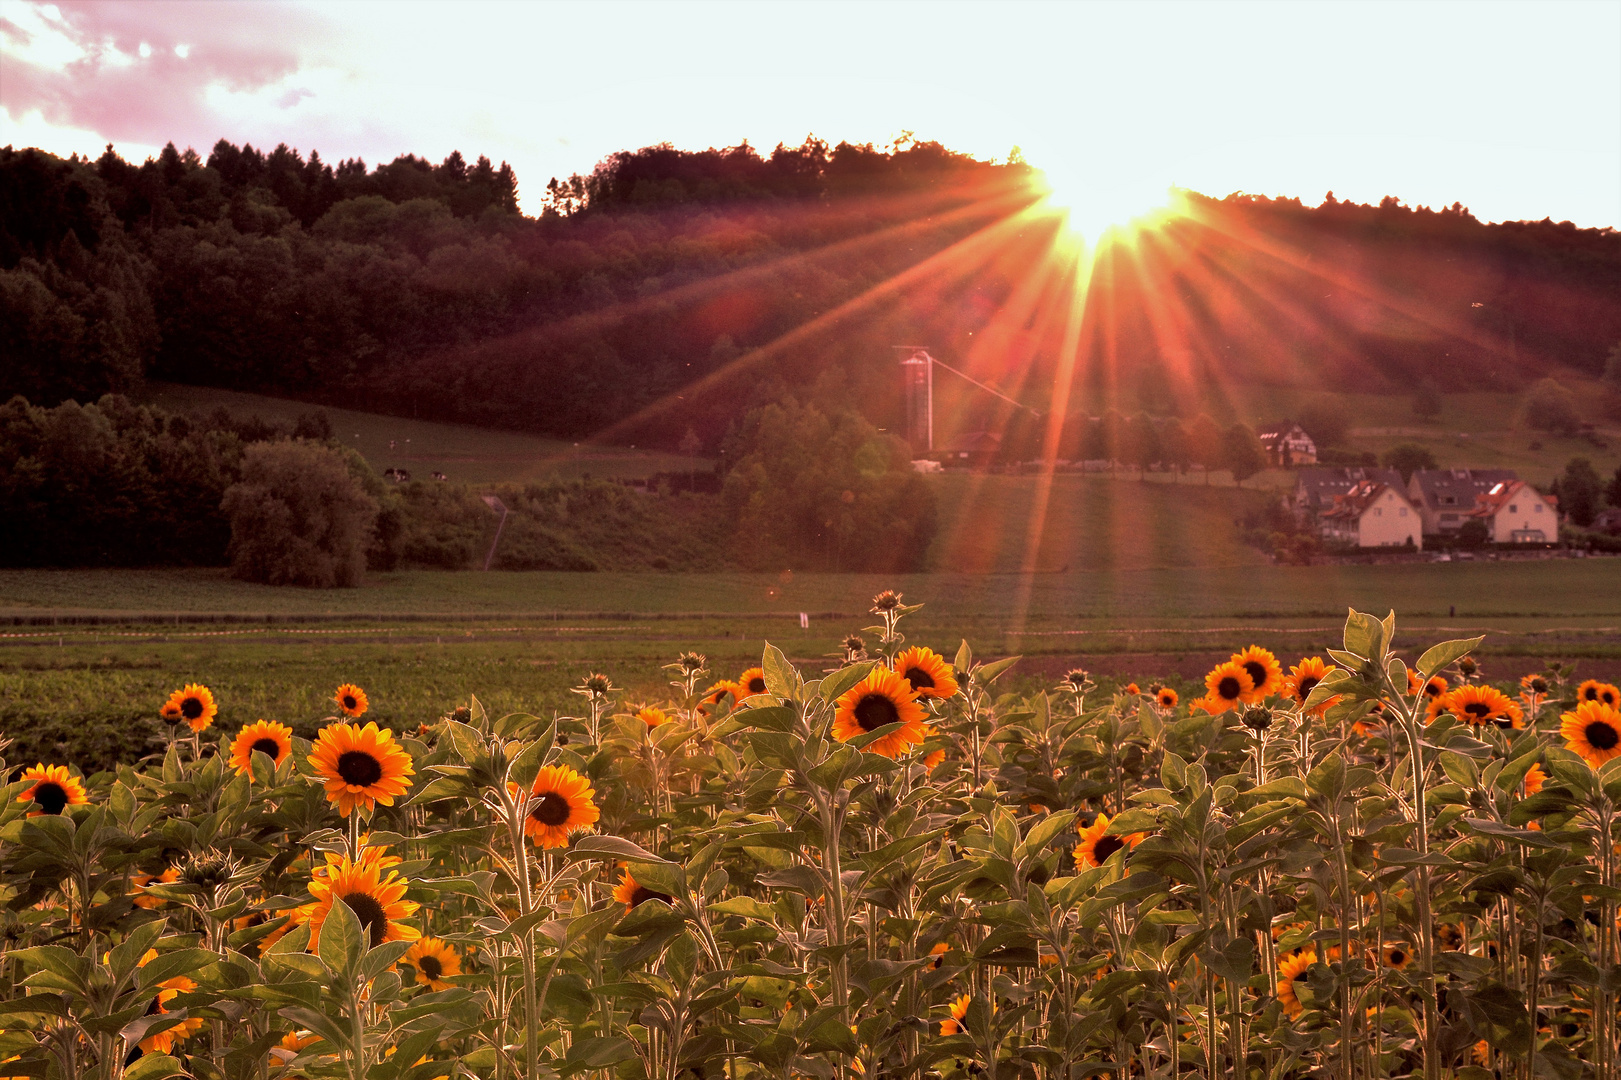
[4,137,1619,454]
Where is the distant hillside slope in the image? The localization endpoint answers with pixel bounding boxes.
[5,139,1618,455]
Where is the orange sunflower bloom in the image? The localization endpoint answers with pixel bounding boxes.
[941,994,972,1036]
[1382,943,1412,969]
[1277,949,1317,1020]
[162,683,217,733]
[308,722,414,817]
[1156,687,1179,710]
[1203,662,1256,713]
[698,680,743,715]
[1562,701,1621,768]
[1415,675,1451,719]
[1230,646,1284,701]
[633,705,672,728]
[892,646,959,700]
[294,848,420,951]
[1123,682,1141,696]
[334,684,369,718]
[736,667,769,697]
[831,667,928,758]
[612,868,674,911]
[517,764,600,848]
[1283,657,1338,714]
[402,937,460,990]
[1441,685,1522,729]
[135,949,207,1054]
[229,720,294,777]
[1073,812,1146,869]
[1524,762,1547,797]
[131,867,180,909]
[1577,680,1621,709]
[928,942,950,969]
[922,749,947,770]
[16,764,88,817]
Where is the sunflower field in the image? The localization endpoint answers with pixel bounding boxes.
[6,595,1621,1080]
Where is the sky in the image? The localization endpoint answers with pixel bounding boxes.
[2,0,1618,228]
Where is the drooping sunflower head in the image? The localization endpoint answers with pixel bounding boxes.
[831,667,928,759]
[333,684,369,718]
[940,993,972,1036]
[632,705,672,729]
[1520,673,1550,696]
[1561,701,1621,768]
[520,764,600,848]
[892,646,959,700]
[1276,949,1318,1020]
[736,667,769,697]
[16,764,88,817]
[1204,662,1256,710]
[1073,812,1145,869]
[612,869,673,911]
[1284,657,1336,710]
[1230,646,1283,700]
[229,720,294,777]
[402,936,460,990]
[1578,680,1621,708]
[308,722,415,817]
[1444,685,1522,729]
[162,683,217,733]
[297,848,420,951]
[1382,943,1412,970]
[1156,687,1179,710]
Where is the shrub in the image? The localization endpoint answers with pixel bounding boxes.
[221,439,379,586]
[1523,377,1581,434]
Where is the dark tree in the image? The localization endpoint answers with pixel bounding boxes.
[1222,424,1267,485]
[1555,457,1603,527]
[1382,443,1438,483]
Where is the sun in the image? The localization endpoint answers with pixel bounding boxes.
[1033,162,1177,245]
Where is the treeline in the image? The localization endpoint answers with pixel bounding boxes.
[4,136,1619,457]
[0,392,937,577]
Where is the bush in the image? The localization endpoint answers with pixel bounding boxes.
[221,439,379,586]
[1523,377,1581,434]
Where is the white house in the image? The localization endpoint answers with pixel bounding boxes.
[1256,421,1318,467]
[1320,480,1423,549]
[1469,480,1558,544]
[1406,469,1518,536]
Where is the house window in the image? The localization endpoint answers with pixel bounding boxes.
[1508,504,1518,513]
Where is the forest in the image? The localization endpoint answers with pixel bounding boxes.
[4,136,1620,457]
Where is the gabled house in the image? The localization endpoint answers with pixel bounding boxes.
[1406,469,1518,535]
[1319,480,1423,549]
[1469,480,1558,544]
[1290,467,1404,520]
[939,430,1001,469]
[1256,421,1318,467]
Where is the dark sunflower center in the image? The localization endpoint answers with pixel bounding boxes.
[1530,679,1548,693]
[418,955,443,980]
[1217,676,1243,701]
[342,695,358,710]
[1605,691,1619,706]
[341,891,389,947]
[630,885,673,908]
[1586,721,1620,751]
[33,782,69,815]
[1092,835,1125,863]
[251,738,281,758]
[1425,681,1444,698]
[903,666,936,691]
[1242,661,1267,690]
[336,751,383,786]
[1389,949,1406,965]
[531,792,572,826]
[1463,703,1491,719]
[747,677,767,694]
[1584,687,1600,701]
[853,693,901,732]
[181,697,204,720]
[1297,676,1320,700]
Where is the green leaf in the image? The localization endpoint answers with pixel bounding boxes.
[317,889,365,978]
[124,1054,188,1080]
[568,835,670,864]
[506,729,554,794]
[1415,636,1485,678]
[953,639,973,672]
[761,643,798,697]
[821,661,876,704]
[1016,812,1077,862]
[974,656,1021,686]
[558,1036,637,1076]
[1161,752,1188,791]
[707,896,778,921]
[1342,609,1384,660]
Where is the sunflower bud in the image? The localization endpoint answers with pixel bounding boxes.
[451,706,471,724]
[1458,658,1478,677]
[871,590,902,613]
[1242,707,1274,732]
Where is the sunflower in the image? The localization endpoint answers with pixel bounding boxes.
[136,949,207,1055]
[892,646,959,700]
[1520,673,1550,696]
[1352,701,1386,738]
[16,764,88,817]
[928,942,949,969]
[1123,682,1141,696]
[308,722,415,817]
[1073,812,1146,869]
[1203,662,1256,712]
[1277,949,1317,1020]
[1382,942,1412,970]
[334,684,369,718]
[697,680,742,715]
[1283,657,1337,713]
[612,868,673,911]
[518,764,600,848]
[1156,687,1179,710]
[131,867,180,909]
[1578,680,1621,709]
[1230,646,1284,701]
[831,667,928,758]
[401,937,460,990]
[229,720,294,777]
[922,749,947,770]
[295,848,420,951]
[736,667,769,697]
[1415,675,1451,719]
[1561,701,1621,768]
[941,993,972,1036]
[1442,685,1522,729]
[632,705,672,729]
[162,683,217,733]
[1524,762,1547,797]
